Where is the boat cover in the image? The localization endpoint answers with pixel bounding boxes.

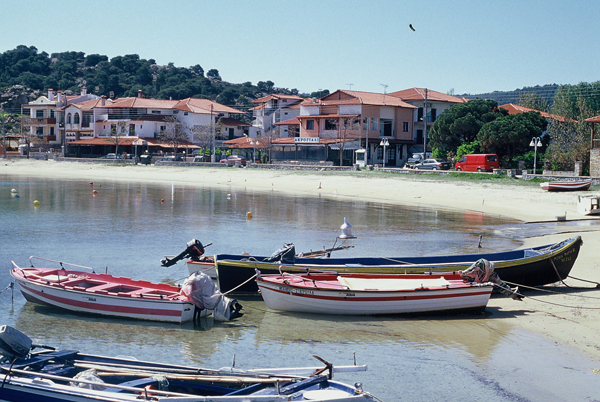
[265,243,296,264]
[180,272,243,321]
[460,259,522,300]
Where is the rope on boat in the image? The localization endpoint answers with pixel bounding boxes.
[223,273,258,295]
[500,281,600,308]
[566,275,600,288]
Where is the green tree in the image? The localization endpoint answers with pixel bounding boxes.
[477,112,547,164]
[428,99,505,155]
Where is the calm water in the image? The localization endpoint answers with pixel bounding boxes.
[1,173,599,401]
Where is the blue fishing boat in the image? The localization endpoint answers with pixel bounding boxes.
[0,325,375,402]
[214,236,583,296]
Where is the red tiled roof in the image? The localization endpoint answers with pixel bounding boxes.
[499,103,571,122]
[388,88,466,104]
[67,137,200,149]
[585,115,600,123]
[176,98,245,115]
[319,90,417,108]
[252,94,304,104]
[275,117,300,126]
[222,136,269,149]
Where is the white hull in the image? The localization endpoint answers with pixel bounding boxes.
[540,179,592,191]
[577,194,600,216]
[15,279,196,323]
[257,280,492,315]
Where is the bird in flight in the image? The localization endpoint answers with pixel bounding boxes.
[409,24,415,31]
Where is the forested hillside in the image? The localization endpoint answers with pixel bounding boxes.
[0,45,319,114]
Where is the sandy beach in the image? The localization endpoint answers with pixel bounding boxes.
[3,158,600,361]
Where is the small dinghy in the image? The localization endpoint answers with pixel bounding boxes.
[540,179,592,191]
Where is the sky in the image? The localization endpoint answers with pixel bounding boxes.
[2,0,599,96]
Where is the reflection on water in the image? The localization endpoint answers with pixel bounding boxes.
[1,174,599,401]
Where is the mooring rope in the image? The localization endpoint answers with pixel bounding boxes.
[498,281,600,309]
[223,274,258,296]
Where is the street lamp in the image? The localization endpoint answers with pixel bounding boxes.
[379,138,389,168]
[529,137,542,174]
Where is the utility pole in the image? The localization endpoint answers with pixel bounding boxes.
[423,88,428,158]
[1,104,6,159]
[210,104,215,162]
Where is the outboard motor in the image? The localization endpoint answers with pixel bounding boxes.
[0,325,32,360]
[461,259,523,300]
[161,239,205,267]
[180,271,243,322]
[265,243,296,264]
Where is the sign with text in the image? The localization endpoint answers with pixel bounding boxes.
[294,137,320,143]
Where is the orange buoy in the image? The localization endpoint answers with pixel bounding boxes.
[92,190,98,195]
[246,211,252,220]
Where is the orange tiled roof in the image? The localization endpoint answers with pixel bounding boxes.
[585,115,600,123]
[67,137,200,149]
[222,136,269,149]
[388,88,466,103]
[499,103,571,122]
[220,117,251,127]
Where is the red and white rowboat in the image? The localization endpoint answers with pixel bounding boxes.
[540,179,592,191]
[256,272,493,315]
[10,257,244,324]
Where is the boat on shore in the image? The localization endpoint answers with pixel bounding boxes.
[11,257,243,324]
[214,236,583,296]
[540,179,592,191]
[0,325,375,402]
[577,194,600,216]
[256,271,495,315]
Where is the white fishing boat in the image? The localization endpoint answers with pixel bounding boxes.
[540,179,592,191]
[11,257,242,324]
[256,271,495,315]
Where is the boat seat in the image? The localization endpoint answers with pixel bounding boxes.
[104,377,156,393]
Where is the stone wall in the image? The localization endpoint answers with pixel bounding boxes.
[591,149,600,178]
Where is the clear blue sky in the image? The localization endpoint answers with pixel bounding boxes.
[2,0,599,96]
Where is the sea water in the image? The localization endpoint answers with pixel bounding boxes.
[0,173,598,401]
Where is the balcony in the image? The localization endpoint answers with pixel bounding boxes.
[43,135,57,142]
[22,117,56,126]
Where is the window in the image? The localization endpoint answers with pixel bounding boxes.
[184,112,188,116]
[36,127,43,136]
[111,124,116,133]
[325,119,337,130]
[74,113,80,124]
[50,110,55,118]
[129,124,135,135]
[306,119,314,130]
[152,110,161,114]
[50,127,54,136]
[363,117,369,131]
[403,122,409,132]
[416,129,423,144]
[417,107,423,121]
[173,110,179,114]
[371,118,378,131]
[430,108,437,122]
[67,113,72,124]
[36,110,44,118]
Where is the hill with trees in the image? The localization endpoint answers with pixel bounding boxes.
[0,45,321,116]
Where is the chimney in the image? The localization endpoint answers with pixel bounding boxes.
[101,95,106,106]
[137,89,143,98]
[57,90,63,103]
[81,86,87,96]
[48,88,55,101]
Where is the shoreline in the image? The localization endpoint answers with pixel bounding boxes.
[3,159,600,361]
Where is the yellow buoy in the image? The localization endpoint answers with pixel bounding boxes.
[33,200,41,206]
[246,211,253,220]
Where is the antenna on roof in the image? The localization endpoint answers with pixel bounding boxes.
[346,84,353,90]
[380,84,388,104]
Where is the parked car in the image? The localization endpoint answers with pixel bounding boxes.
[161,155,183,162]
[220,155,247,166]
[413,158,450,170]
[405,153,432,168]
[101,153,122,159]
